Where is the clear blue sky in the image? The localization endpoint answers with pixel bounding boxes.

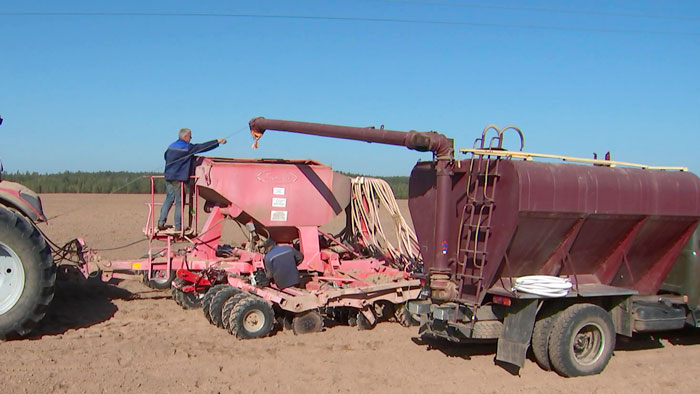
[1,1,698,176]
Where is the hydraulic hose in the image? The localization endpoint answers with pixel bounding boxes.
[511,275,573,298]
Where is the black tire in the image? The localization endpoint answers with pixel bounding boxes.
[0,207,55,339]
[142,269,176,290]
[209,287,241,328]
[374,301,395,322]
[228,296,275,339]
[222,293,248,331]
[532,309,559,371]
[292,311,323,335]
[357,310,376,331]
[548,304,616,377]
[201,284,230,323]
[171,278,202,309]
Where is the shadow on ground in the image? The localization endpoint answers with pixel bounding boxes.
[25,278,137,338]
[615,327,700,351]
[412,335,497,360]
[413,325,700,376]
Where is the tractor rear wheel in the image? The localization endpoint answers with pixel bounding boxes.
[209,287,240,328]
[0,207,55,339]
[548,304,615,377]
[228,296,275,339]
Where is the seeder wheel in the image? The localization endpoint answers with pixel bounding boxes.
[171,278,202,309]
[228,296,275,339]
[209,287,241,328]
[357,309,376,331]
[142,269,175,290]
[201,284,230,323]
[221,293,248,331]
[292,311,323,335]
[373,301,395,322]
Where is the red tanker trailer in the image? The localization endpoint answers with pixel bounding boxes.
[249,117,700,377]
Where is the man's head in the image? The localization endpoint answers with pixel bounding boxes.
[179,128,192,143]
[262,238,276,252]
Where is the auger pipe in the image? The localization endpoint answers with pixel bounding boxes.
[249,117,454,159]
[249,117,455,281]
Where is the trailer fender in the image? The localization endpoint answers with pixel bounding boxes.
[496,299,538,369]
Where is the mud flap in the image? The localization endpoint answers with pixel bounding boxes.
[496,299,538,369]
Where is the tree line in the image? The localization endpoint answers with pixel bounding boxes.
[4,171,411,198]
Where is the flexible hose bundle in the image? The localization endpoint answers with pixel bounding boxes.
[350,177,421,266]
[512,275,573,297]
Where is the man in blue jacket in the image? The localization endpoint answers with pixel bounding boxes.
[262,239,304,289]
[158,128,226,231]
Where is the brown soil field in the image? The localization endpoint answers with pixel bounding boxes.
[2,194,700,393]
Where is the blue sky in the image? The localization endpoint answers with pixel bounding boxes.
[1,1,698,176]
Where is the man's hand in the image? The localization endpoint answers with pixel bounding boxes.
[218,138,227,144]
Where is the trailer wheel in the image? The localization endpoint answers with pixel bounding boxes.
[208,287,240,328]
[0,207,55,339]
[171,278,202,309]
[228,296,275,339]
[531,309,559,371]
[292,311,323,335]
[143,269,175,290]
[221,293,248,331]
[201,284,230,323]
[548,304,615,377]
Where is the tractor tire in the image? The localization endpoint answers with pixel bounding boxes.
[201,284,230,323]
[171,278,202,309]
[0,207,55,339]
[531,309,559,371]
[548,304,616,377]
[228,296,275,339]
[221,293,248,331]
[142,269,176,290]
[209,287,241,328]
[292,311,323,335]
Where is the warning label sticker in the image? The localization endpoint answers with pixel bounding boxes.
[273,187,285,195]
[270,210,288,221]
[272,197,287,208]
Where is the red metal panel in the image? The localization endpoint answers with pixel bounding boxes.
[539,218,584,276]
[635,222,698,294]
[513,161,700,216]
[595,217,646,284]
[194,157,348,231]
[409,158,700,299]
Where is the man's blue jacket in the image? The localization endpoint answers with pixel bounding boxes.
[164,139,219,181]
[263,245,303,289]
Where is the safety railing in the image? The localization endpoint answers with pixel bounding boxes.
[145,175,200,239]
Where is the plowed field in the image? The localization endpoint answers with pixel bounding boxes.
[2,194,699,394]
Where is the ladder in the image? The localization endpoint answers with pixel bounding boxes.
[456,151,500,306]
[455,126,523,316]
